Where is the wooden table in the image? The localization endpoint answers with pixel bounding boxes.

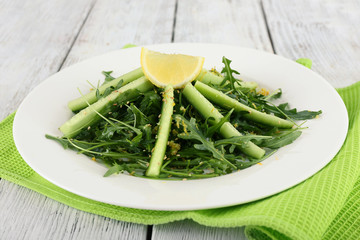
[1,0,359,239]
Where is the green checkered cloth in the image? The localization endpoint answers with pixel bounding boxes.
[1,80,359,240]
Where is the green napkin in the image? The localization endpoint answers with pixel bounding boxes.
[1,81,359,240]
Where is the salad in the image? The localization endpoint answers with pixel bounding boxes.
[46,49,321,180]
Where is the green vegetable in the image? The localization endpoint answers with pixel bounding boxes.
[146,85,174,177]
[48,56,322,180]
[206,57,322,121]
[182,83,265,159]
[68,67,144,111]
[194,81,294,128]
[265,103,322,120]
[60,76,153,138]
[174,114,236,169]
[196,69,258,91]
[101,71,115,83]
[260,130,302,149]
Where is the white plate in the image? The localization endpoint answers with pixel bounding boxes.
[13,43,348,211]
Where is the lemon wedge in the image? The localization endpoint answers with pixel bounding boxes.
[140,47,205,89]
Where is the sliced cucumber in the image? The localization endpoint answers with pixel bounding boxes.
[68,67,144,111]
[60,76,153,138]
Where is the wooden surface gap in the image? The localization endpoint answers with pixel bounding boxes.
[147,225,153,240]
[260,0,275,53]
[171,0,178,42]
[57,0,97,71]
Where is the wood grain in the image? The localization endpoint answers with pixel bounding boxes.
[0,0,176,239]
[0,0,94,120]
[0,181,147,240]
[54,0,176,236]
[62,0,176,67]
[152,220,246,240]
[263,0,360,87]
[174,0,273,52]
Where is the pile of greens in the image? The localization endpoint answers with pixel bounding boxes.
[46,57,321,180]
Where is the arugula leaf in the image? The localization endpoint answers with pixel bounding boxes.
[102,71,115,82]
[234,149,277,169]
[267,103,322,120]
[265,88,282,100]
[206,109,234,137]
[221,57,243,95]
[127,103,149,127]
[103,163,123,177]
[95,86,115,100]
[139,90,162,114]
[260,130,302,149]
[214,135,272,148]
[45,134,70,149]
[174,115,236,169]
[109,118,142,136]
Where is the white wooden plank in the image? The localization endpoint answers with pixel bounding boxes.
[56,0,176,235]
[154,1,360,240]
[174,0,273,52]
[62,0,176,67]
[152,220,246,240]
[1,0,176,239]
[55,0,176,236]
[263,0,360,87]
[0,0,94,120]
[153,0,273,239]
[0,180,147,240]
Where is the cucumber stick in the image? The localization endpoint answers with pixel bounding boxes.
[196,69,258,91]
[60,76,153,138]
[146,85,174,177]
[182,83,265,159]
[68,67,144,111]
[195,81,294,128]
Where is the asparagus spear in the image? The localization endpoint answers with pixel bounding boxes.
[68,67,144,111]
[60,76,153,138]
[182,83,265,159]
[194,81,294,128]
[146,85,174,177]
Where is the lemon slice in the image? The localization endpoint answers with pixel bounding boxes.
[140,47,205,89]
